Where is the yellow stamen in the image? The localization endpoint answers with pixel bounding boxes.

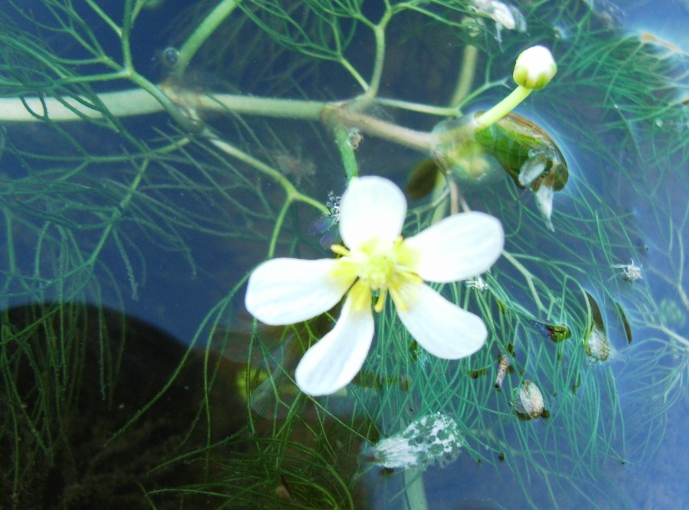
[374,289,388,313]
[331,234,423,315]
[389,287,408,313]
[349,280,372,311]
[331,244,350,257]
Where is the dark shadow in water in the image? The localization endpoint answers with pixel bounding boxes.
[0,303,247,510]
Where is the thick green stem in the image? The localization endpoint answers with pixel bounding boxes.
[403,469,429,510]
[450,44,478,107]
[172,0,243,80]
[322,109,359,179]
[0,87,433,154]
[128,73,203,132]
[163,87,326,119]
[366,21,389,98]
[325,106,432,153]
[474,85,532,130]
[0,89,323,123]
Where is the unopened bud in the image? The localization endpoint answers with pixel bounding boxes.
[513,45,557,90]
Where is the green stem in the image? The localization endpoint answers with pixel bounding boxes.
[374,97,460,116]
[87,159,150,267]
[502,250,547,314]
[268,200,292,258]
[0,87,433,153]
[127,73,203,132]
[450,44,478,107]
[366,18,390,98]
[84,0,122,36]
[474,85,532,130]
[164,87,326,119]
[206,132,328,214]
[430,171,449,225]
[322,109,359,179]
[1,213,16,295]
[324,106,432,153]
[403,469,429,510]
[0,90,323,123]
[121,0,135,70]
[172,0,243,80]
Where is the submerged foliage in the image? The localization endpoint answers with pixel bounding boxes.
[1,0,688,508]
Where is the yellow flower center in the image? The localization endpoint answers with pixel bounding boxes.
[331,237,421,313]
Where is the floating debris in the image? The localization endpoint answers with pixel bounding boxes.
[348,128,363,150]
[584,0,625,28]
[584,323,611,362]
[528,318,572,343]
[494,355,510,390]
[309,191,342,249]
[611,259,642,283]
[583,291,612,362]
[659,298,686,329]
[469,367,488,379]
[512,380,547,420]
[470,0,527,43]
[160,47,180,69]
[553,23,569,41]
[272,148,316,184]
[534,181,555,231]
[465,276,489,291]
[361,413,462,470]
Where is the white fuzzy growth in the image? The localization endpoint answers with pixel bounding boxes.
[534,182,555,232]
[471,1,526,32]
[611,259,642,282]
[585,325,611,362]
[491,2,515,29]
[513,380,545,419]
[465,276,489,291]
[366,413,462,470]
[518,152,548,187]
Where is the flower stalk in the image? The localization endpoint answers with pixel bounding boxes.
[475,45,557,130]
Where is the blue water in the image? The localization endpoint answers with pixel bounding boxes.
[2,0,689,508]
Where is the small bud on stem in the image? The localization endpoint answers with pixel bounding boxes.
[475,45,557,130]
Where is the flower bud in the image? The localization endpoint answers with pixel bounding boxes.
[513,45,557,90]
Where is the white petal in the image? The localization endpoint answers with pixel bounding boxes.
[404,212,504,283]
[245,258,351,326]
[339,176,406,249]
[397,282,487,359]
[295,294,374,396]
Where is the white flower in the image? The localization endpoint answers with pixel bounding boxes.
[513,45,557,90]
[245,176,504,396]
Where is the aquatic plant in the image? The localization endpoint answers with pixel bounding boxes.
[1,0,688,508]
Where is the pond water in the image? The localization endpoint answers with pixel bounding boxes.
[1,1,688,508]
